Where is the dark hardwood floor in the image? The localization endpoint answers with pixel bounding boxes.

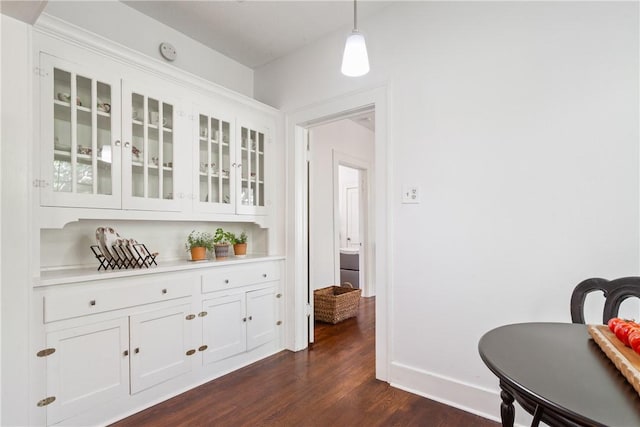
[112,297,498,426]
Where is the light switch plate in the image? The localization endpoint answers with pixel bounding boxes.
[402,186,420,204]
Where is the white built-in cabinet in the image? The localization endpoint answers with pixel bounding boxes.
[37,260,283,426]
[40,54,184,212]
[45,318,129,426]
[121,81,182,212]
[38,51,273,219]
[44,303,193,425]
[32,27,282,427]
[40,53,122,209]
[129,303,193,394]
[202,286,277,364]
[193,107,271,215]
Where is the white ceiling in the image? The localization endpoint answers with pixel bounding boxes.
[121,0,394,69]
[2,0,381,127]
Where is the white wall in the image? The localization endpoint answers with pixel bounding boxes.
[256,2,639,422]
[309,119,374,290]
[1,15,33,425]
[41,0,254,97]
[40,220,267,269]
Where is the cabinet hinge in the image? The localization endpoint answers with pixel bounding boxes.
[36,348,56,357]
[34,67,48,77]
[198,311,208,317]
[186,349,196,356]
[37,396,56,407]
[186,314,196,320]
[32,179,49,188]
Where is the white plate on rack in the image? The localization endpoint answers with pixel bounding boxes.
[95,227,112,261]
[102,227,121,260]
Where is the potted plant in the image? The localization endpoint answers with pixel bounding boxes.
[185,230,214,261]
[213,227,233,260]
[229,231,248,257]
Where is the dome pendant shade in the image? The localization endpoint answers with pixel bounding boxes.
[341,31,370,77]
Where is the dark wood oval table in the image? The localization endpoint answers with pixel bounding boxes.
[478,323,640,427]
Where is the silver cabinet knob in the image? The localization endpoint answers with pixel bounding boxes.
[124,142,131,148]
[115,140,121,146]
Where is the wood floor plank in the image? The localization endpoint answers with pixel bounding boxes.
[112,297,498,427]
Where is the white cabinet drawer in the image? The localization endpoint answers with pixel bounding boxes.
[44,276,192,323]
[201,262,280,293]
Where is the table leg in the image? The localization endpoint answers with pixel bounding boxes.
[499,384,515,427]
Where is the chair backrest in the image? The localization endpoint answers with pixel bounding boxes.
[570,277,640,324]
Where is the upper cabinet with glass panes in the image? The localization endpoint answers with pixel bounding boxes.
[39,54,122,209]
[236,122,268,215]
[37,48,273,222]
[38,53,182,212]
[192,107,271,216]
[122,82,180,212]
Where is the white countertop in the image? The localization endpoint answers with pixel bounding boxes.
[36,255,286,287]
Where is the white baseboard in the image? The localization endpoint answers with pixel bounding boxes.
[390,361,531,427]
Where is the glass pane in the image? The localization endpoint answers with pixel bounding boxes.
[131,93,144,197]
[53,69,72,192]
[162,102,173,200]
[258,132,265,206]
[97,81,112,196]
[199,114,211,203]
[221,121,231,204]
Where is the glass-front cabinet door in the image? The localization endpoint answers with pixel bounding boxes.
[40,54,121,208]
[122,81,181,211]
[236,121,268,215]
[194,108,235,213]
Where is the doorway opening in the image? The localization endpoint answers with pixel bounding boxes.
[307,109,375,344]
[287,86,388,380]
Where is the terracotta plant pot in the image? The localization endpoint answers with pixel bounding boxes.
[233,243,247,257]
[214,244,230,260]
[190,246,206,261]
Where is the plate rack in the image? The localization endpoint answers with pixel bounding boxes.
[90,243,157,271]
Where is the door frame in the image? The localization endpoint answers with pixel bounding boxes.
[285,86,390,381]
[333,151,372,297]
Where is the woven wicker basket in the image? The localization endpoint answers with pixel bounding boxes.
[314,283,362,324]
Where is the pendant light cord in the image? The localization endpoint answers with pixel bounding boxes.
[353,0,358,31]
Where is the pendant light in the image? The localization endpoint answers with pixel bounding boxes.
[341,0,370,77]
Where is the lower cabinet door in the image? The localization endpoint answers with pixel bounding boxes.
[246,287,276,350]
[202,293,246,364]
[129,303,193,394]
[46,318,129,425]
